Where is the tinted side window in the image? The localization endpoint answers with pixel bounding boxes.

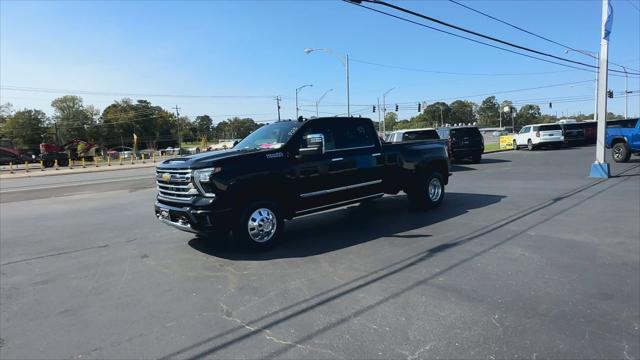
[520,126,530,134]
[450,128,481,138]
[299,123,336,151]
[332,121,375,149]
[539,124,561,131]
[402,130,439,141]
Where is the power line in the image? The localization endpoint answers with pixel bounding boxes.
[625,0,640,12]
[349,58,578,77]
[350,58,637,79]
[0,86,278,99]
[446,0,589,57]
[346,0,640,76]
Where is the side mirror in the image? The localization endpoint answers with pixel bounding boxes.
[299,133,325,157]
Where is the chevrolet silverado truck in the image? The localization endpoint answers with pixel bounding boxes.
[606,118,640,163]
[155,117,450,249]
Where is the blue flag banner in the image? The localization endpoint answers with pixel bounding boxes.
[604,2,613,40]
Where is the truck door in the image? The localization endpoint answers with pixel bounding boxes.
[323,118,384,204]
[288,119,384,213]
[288,120,342,212]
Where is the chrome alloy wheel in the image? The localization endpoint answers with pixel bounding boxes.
[613,146,623,161]
[247,208,277,243]
[428,177,443,202]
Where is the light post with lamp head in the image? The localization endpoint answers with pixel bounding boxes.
[315,88,333,117]
[295,84,313,120]
[304,48,350,116]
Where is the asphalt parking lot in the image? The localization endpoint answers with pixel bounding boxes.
[1,145,638,359]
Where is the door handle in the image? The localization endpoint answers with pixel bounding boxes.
[331,157,344,162]
[372,153,382,157]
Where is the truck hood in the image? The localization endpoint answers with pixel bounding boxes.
[157,148,265,169]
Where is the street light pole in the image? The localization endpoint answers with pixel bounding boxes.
[304,48,350,116]
[345,53,350,117]
[315,88,333,117]
[565,49,599,121]
[382,87,395,134]
[296,84,313,120]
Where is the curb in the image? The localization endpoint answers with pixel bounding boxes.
[0,163,157,179]
[484,148,514,154]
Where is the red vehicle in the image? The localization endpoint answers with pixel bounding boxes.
[38,139,97,167]
[0,139,30,165]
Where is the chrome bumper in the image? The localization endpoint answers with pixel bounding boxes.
[155,202,203,235]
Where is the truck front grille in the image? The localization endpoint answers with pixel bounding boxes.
[156,168,197,201]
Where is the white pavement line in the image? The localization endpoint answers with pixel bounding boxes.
[0,175,154,193]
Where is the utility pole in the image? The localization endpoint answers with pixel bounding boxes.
[377,98,381,133]
[590,0,612,178]
[173,105,182,149]
[622,66,628,118]
[274,96,282,121]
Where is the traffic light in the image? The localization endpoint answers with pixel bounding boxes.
[607,90,614,98]
[395,104,399,112]
[372,105,376,113]
[549,102,552,109]
[418,103,421,112]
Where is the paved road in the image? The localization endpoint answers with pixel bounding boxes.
[1,146,638,359]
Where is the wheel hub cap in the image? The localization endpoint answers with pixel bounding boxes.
[428,178,442,202]
[614,147,622,159]
[247,208,276,243]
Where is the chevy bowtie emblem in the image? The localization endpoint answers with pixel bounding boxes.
[162,173,171,181]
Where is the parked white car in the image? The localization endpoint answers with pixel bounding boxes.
[513,124,564,151]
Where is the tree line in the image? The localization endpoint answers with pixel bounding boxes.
[0,96,263,151]
[381,96,625,132]
[1,94,627,151]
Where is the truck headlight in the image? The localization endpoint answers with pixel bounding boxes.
[192,167,221,197]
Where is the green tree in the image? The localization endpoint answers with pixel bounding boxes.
[449,100,476,125]
[214,117,261,140]
[384,112,398,132]
[0,102,14,126]
[100,99,177,149]
[194,115,213,140]
[51,95,98,142]
[477,96,500,126]
[424,102,450,127]
[1,109,47,149]
[514,104,542,126]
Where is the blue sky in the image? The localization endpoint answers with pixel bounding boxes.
[1,0,639,123]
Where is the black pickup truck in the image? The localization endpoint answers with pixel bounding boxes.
[155,117,450,249]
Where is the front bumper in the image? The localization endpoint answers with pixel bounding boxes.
[155,201,230,234]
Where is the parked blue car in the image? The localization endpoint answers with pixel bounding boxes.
[606,118,640,163]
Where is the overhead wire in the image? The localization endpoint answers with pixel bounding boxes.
[346,0,640,76]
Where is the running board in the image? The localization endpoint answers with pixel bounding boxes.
[294,193,384,217]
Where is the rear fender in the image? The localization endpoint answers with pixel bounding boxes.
[416,159,449,185]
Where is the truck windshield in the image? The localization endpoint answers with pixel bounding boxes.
[234,121,301,150]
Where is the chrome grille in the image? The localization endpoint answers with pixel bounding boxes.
[156,168,197,201]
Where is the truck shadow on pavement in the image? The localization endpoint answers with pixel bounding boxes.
[188,192,505,260]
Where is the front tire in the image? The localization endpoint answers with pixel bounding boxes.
[407,171,445,210]
[471,153,482,163]
[513,140,518,150]
[612,142,631,163]
[233,200,284,251]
